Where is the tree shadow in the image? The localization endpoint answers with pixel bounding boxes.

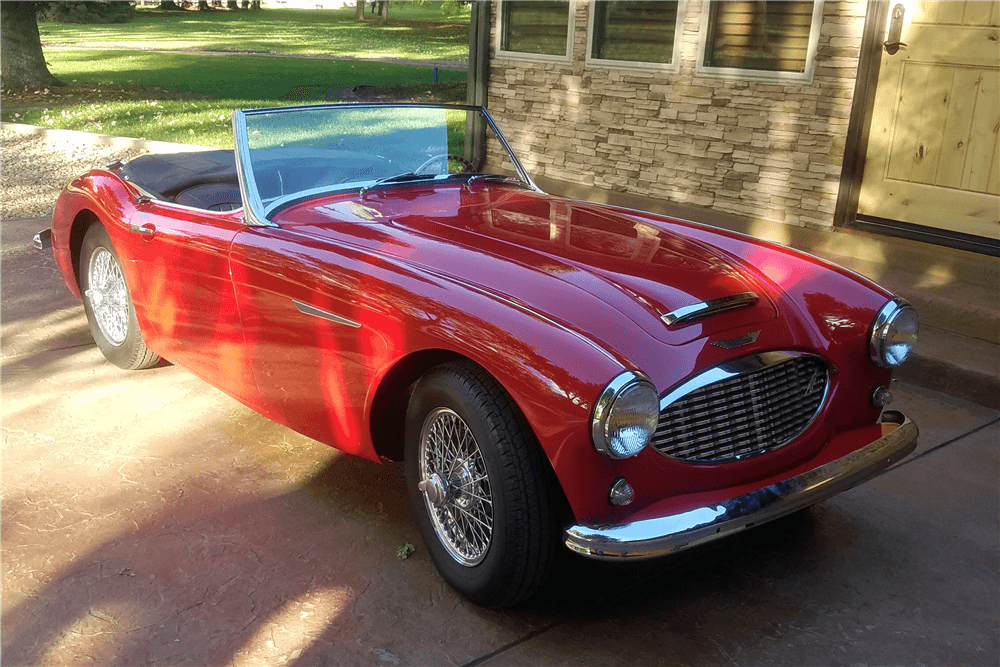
[1,447,422,666]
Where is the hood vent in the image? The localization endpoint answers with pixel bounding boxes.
[661,291,758,327]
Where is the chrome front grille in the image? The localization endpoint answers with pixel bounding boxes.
[652,353,828,463]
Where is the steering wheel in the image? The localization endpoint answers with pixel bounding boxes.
[414,153,475,175]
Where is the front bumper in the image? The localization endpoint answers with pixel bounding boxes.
[565,410,917,559]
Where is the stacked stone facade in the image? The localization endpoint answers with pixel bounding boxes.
[487,1,866,230]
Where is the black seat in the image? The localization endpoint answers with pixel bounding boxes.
[174,183,243,212]
[120,150,239,201]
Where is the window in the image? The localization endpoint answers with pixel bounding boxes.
[588,1,683,68]
[699,0,824,81]
[498,1,573,60]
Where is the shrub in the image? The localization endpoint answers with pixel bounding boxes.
[38,2,136,24]
[439,1,468,19]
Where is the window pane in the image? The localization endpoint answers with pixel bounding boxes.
[704,0,815,73]
[501,1,571,56]
[592,0,679,64]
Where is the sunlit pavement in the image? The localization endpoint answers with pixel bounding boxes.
[3,216,997,666]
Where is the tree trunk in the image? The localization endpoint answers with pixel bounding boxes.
[158,0,184,9]
[0,2,62,91]
[378,1,388,21]
[355,0,365,21]
[227,0,238,8]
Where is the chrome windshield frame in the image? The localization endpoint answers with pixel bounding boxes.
[231,103,539,227]
[231,109,275,228]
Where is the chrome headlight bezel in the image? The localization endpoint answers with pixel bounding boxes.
[869,298,919,368]
[591,371,659,459]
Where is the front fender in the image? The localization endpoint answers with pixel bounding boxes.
[51,170,141,300]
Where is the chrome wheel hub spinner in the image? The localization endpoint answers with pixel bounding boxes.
[86,247,129,347]
[418,408,494,567]
[418,473,448,507]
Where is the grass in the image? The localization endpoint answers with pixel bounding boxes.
[2,5,469,146]
[3,6,469,148]
[39,5,470,61]
[16,99,270,149]
[42,48,464,101]
[244,106,468,161]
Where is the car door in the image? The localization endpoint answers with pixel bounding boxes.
[126,202,260,406]
[226,222,390,461]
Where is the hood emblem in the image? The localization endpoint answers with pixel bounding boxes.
[711,330,761,350]
[662,291,759,327]
[343,201,383,221]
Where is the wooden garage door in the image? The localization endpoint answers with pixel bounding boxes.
[859,1,1000,241]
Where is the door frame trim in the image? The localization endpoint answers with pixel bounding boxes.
[854,215,1000,257]
[834,0,890,230]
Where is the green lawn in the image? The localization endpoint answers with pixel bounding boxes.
[5,49,466,147]
[47,48,464,101]
[4,4,471,147]
[39,5,470,61]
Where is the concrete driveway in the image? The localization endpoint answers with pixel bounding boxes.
[2,216,997,666]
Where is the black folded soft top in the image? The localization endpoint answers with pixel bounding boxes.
[119,150,238,200]
[118,150,241,211]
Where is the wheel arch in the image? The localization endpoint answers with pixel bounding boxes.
[369,348,466,463]
[380,352,578,572]
[68,209,102,290]
[369,348,575,524]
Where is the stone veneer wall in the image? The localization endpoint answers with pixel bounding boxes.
[487,1,866,230]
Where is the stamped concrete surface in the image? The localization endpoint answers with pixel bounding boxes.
[2,215,998,667]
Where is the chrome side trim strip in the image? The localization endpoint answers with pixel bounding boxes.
[293,300,361,328]
[661,291,758,326]
[564,411,918,560]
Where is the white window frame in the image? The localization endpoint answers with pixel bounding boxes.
[696,0,825,83]
[585,0,686,72]
[496,0,576,63]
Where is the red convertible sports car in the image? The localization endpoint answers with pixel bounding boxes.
[38,104,919,607]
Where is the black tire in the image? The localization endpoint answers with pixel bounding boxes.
[404,361,559,607]
[79,223,160,370]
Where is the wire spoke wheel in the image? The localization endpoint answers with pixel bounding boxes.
[86,247,129,347]
[418,407,494,566]
[405,362,558,606]
[79,223,159,370]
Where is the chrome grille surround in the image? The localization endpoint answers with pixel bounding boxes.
[652,352,829,463]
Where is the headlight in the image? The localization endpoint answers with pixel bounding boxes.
[592,372,659,459]
[870,299,918,368]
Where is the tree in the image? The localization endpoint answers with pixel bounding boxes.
[355,0,365,21]
[378,1,388,21]
[0,2,62,90]
[37,1,136,23]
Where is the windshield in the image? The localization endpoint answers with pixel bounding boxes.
[232,104,534,224]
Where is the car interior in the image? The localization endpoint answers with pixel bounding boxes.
[119,150,243,212]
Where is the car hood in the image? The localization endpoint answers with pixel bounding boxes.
[276,185,780,347]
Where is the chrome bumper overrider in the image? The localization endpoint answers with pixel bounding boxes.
[565,411,918,559]
[34,229,52,251]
